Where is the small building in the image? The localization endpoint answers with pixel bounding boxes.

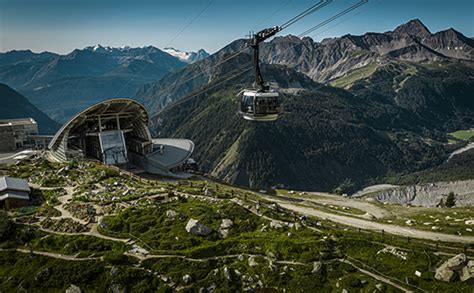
[0,118,39,152]
[0,176,31,209]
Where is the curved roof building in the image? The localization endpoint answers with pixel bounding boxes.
[47,98,194,178]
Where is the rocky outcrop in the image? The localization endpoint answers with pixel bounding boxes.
[435,253,472,283]
[370,180,474,207]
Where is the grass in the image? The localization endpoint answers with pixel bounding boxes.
[330,63,380,88]
[377,206,474,236]
[449,128,474,141]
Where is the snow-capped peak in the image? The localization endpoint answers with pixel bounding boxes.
[163,47,209,63]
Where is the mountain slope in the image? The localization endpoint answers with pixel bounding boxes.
[149,61,474,191]
[0,46,187,123]
[0,83,60,134]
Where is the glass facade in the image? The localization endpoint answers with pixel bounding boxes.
[99,130,127,165]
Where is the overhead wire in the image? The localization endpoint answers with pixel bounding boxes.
[149,0,335,109]
[151,0,369,119]
[280,0,332,30]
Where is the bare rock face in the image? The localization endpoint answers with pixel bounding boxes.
[371,180,474,207]
[185,219,212,236]
[435,253,469,282]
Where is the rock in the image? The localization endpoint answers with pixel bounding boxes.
[65,284,82,293]
[460,260,474,284]
[269,220,283,229]
[166,209,179,219]
[238,254,244,261]
[415,270,422,277]
[342,289,348,293]
[435,265,458,282]
[405,219,415,226]
[312,261,323,274]
[260,225,268,232]
[294,222,301,230]
[223,266,232,282]
[447,253,468,270]
[185,219,212,236]
[465,220,474,225]
[218,228,230,239]
[375,283,384,291]
[248,256,258,267]
[435,253,468,282]
[362,212,376,220]
[220,219,233,229]
[182,274,193,284]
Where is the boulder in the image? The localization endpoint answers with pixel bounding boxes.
[185,219,212,236]
[435,253,468,282]
[65,284,82,293]
[166,209,179,219]
[220,219,233,229]
[248,256,258,267]
[312,261,323,274]
[460,260,474,284]
[182,274,193,284]
[269,220,283,229]
[465,220,474,225]
[447,253,468,271]
[362,213,376,220]
[223,267,232,282]
[218,228,230,239]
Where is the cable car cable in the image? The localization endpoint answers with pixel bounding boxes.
[151,0,368,119]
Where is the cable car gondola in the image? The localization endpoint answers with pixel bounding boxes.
[239,26,283,122]
[240,89,280,121]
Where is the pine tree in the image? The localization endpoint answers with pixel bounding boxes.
[445,192,456,208]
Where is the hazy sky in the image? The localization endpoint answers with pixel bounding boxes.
[1,0,473,54]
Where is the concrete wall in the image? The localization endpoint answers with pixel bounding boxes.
[0,126,16,152]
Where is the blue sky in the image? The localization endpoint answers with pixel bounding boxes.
[1,0,473,54]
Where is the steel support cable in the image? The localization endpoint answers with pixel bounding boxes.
[298,0,368,37]
[280,0,331,30]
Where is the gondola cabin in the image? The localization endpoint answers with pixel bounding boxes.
[239,90,281,121]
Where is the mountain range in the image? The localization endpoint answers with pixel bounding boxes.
[0,45,207,123]
[138,19,474,191]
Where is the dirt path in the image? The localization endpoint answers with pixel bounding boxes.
[263,198,474,244]
[289,192,391,219]
[341,258,414,292]
[0,248,102,261]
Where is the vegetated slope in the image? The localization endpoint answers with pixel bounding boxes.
[0,46,187,123]
[386,148,474,186]
[150,61,472,191]
[0,83,60,134]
